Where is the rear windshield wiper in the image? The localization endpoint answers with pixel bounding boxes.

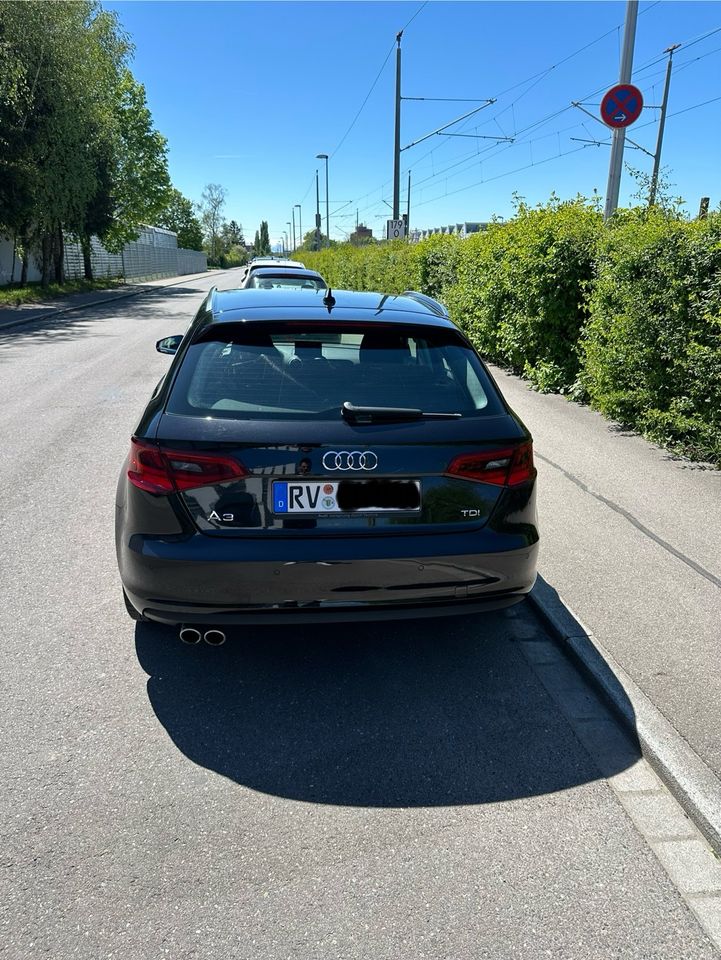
[342,401,462,424]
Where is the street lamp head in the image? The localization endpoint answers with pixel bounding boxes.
[316,153,328,160]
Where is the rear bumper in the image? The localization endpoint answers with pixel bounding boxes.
[119,531,538,625]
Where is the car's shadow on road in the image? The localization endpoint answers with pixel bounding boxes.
[135,607,639,806]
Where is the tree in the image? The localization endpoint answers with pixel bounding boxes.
[0,1,133,283]
[101,69,172,253]
[298,228,333,251]
[257,220,271,255]
[0,1,172,283]
[200,183,227,263]
[220,220,244,251]
[253,230,260,253]
[156,187,204,250]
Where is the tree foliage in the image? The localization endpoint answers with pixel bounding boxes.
[297,229,336,252]
[156,187,203,250]
[256,220,271,256]
[102,69,172,251]
[200,183,227,263]
[0,0,171,282]
[582,207,721,464]
[221,220,244,249]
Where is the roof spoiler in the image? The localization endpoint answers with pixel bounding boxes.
[208,285,218,314]
[401,290,449,318]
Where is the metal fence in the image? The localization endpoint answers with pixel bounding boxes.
[0,225,207,286]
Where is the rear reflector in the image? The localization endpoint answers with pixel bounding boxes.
[127,438,248,494]
[446,442,535,486]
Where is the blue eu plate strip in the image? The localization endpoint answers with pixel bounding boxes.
[273,482,288,514]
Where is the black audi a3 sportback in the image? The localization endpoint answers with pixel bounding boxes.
[115,287,538,641]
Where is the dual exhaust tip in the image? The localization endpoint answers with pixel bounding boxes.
[179,626,226,646]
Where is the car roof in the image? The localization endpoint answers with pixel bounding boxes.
[208,287,454,329]
[245,267,325,280]
[248,258,305,269]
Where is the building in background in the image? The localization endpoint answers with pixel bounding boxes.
[415,222,489,241]
[350,224,373,245]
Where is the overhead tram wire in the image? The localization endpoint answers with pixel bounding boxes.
[393,0,662,176]
[412,84,721,217]
[330,41,395,159]
[393,24,719,205]
[329,1,429,160]
[354,6,654,217]
[344,10,628,219]
[335,6,633,224]
[299,172,316,205]
[412,144,591,211]
[306,3,430,235]
[341,1,668,225]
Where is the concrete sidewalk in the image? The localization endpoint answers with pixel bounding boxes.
[491,364,721,784]
[0,269,219,332]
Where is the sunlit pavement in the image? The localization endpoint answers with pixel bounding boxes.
[1,271,717,958]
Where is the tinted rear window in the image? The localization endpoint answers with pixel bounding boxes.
[247,274,326,290]
[166,322,503,421]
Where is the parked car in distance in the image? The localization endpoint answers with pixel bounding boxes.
[244,267,327,291]
[237,257,306,288]
[116,287,538,643]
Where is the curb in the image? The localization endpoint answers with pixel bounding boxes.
[528,576,721,856]
[0,270,218,333]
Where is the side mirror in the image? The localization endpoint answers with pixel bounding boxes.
[156,335,183,355]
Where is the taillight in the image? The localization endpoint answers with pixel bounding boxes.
[127,438,248,494]
[446,442,535,486]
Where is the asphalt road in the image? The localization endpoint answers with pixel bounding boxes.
[1,271,716,959]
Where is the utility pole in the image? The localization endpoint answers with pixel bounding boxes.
[315,169,321,250]
[316,153,330,247]
[649,44,681,206]
[406,170,411,236]
[325,161,330,247]
[393,30,403,219]
[604,0,639,220]
[291,208,296,251]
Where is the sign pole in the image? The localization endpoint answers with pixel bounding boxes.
[392,31,403,220]
[604,0,639,221]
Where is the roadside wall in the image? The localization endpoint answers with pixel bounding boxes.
[0,225,207,285]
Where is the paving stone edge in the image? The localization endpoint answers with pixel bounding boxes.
[529,575,721,857]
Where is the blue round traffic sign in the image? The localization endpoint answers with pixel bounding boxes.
[601,84,644,128]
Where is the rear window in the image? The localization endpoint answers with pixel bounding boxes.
[166,322,503,420]
[248,274,326,291]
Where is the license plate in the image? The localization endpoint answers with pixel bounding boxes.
[272,480,421,514]
[273,481,341,513]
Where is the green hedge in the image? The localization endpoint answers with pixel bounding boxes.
[295,201,721,467]
[582,208,721,465]
[446,200,601,392]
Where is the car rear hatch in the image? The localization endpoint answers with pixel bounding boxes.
[144,319,534,539]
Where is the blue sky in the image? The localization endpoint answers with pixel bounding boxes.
[106,1,721,247]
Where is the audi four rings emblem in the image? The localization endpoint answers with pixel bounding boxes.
[322,450,378,471]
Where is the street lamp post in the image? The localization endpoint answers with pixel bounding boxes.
[314,170,321,250]
[316,153,330,247]
[291,210,296,252]
[282,231,288,255]
[294,204,302,251]
[286,222,292,255]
